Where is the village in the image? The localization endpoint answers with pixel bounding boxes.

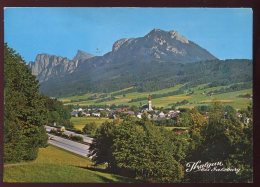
[70,95,181,122]
[70,94,252,125]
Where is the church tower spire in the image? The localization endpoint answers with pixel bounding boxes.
[148,95,153,111]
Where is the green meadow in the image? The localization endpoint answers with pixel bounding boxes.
[60,83,252,110]
[71,117,113,130]
[4,145,136,183]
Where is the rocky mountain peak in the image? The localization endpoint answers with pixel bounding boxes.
[169,30,189,44]
[145,29,189,44]
[29,53,79,83]
[150,28,163,33]
[73,50,93,62]
[112,38,134,52]
[107,28,216,63]
[145,28,167,38]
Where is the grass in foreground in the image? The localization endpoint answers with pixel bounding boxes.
[4,145,136,183]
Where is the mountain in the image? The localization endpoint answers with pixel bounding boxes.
[28,29,251,97]
[78,28,217,69]
[28,50,93,82]
[96,28,217,64]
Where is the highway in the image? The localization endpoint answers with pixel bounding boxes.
[45,125,93,144]
[47,133,90,157]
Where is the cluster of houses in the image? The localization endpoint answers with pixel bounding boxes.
[70,106,181,121]
[70,96,181,121]
[70,95,252,125]
[71,107,102,117]
[136,109,180,120]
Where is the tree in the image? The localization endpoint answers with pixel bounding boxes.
[130,105,139,114]
[186,103,253,182]
[78,111,83,117]
[88,121,116,169]
[112,119,184,182]
[82,122,98,137]
[44,96,72,128]
[100,110,107,117]
[4,44,48,162]
[177,108,206,128]
[89,118,185,182]
[177,111,193,127]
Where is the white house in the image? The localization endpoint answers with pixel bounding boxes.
[167,110,180,118]
[92,112,101,117]
[244,117,251,125]
[85,113,91,117]
[78,108,83,112]
[159,112,165,118]
[137,113,142,119]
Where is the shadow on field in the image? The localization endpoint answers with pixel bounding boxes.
[77,166,138,183]
[80,166,109,173]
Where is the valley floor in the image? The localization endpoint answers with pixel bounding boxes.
[60,84,252,110]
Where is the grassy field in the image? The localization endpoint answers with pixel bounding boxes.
[60,83,252,110]
[71,117,113,130]
[60,84,183,106]
[4,145,135,183]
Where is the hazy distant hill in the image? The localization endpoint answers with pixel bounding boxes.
[28,29,252,97]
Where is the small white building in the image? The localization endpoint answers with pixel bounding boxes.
[167,110,180,118]
[92,112,101,117]
[137,113,142,119]
[244,117,251,125]
[159,112,165,118]
[78,108,83,112]
[236,113,242,118]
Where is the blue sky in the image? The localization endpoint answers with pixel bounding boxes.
[4,8,252,62]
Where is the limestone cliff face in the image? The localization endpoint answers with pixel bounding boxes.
[28,50,93,82]
[28,54,78,82]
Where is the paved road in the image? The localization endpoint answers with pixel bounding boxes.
[47,133,90,157]
[45,125,93,144]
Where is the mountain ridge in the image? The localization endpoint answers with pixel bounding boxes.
[29,28,218,83]
[28,50,93,82]
[26,28,252,98]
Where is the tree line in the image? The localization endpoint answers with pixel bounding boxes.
[88,103,253,182]
[40,59,252,97]
[4,44,72,162]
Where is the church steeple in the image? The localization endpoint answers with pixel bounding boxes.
[148,95,153,111]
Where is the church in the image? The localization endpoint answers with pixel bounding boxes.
[147,95,153,111]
